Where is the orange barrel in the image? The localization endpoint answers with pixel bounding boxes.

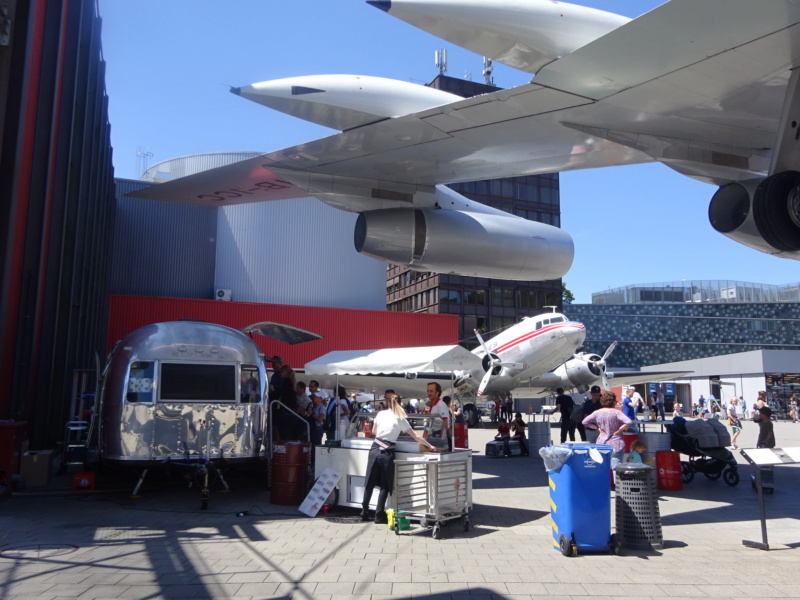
[656,450,683,491]
[623,432,638,453]
[454,422,468,449]
[271,441,312,505]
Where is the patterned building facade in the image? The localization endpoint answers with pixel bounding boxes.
[568,281,800,369]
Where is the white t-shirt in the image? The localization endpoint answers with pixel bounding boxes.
[373,410,411,442]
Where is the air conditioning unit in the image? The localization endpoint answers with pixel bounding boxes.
[215,289,232,301]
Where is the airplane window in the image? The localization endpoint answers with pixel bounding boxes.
[535,321,543,330]
[551,316,565,323]
[543,318,552,325]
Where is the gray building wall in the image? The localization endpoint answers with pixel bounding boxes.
[112,179,218,299]
[216,199,386,309]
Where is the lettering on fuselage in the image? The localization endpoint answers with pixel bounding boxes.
[196,178,295,202]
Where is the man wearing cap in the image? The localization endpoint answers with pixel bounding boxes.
[577,385,603,440]
[554,387,576,443]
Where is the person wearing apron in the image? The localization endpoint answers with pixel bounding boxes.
[361,394,439,523]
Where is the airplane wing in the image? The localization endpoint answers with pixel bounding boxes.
[130,0,800,211]
[304,345,481,398]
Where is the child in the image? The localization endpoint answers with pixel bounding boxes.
[756,406,775,448]
[627,439,647,463]
[495,418,512,457]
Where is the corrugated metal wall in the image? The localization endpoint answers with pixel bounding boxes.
[107,294,458,368]
[0,0,116,446]
[112,178,218,298]
[218,199,387,309]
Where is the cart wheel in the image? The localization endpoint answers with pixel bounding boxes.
[723,468,740,487]
[421,518,429,528]
[559,534,575,557]
[463,519,470,533]
[681,461,694,483]
[394,522,400,536]
[432,524,441,539]
[704,470,722,481]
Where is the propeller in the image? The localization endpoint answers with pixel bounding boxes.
[574,341,617,390]
[474,329,526,396]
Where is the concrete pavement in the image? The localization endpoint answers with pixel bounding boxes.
[0,417,798,599]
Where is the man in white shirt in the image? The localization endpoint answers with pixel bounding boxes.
[485,397,497,423]
[425,382,450,445]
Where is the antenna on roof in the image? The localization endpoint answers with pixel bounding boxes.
[483,57,494,85]
[543,305,558,313]
[136,147,153,178]
[435,48,448,75]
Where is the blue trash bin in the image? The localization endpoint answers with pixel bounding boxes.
[542,442,613,556]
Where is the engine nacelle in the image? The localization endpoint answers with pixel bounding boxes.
[559,354,603,392]
[354,208,574,281]
[709,174,800,258]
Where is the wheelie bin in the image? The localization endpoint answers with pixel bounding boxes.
[540,443,614,556]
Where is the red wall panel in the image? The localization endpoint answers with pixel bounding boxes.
[107,295,459,368]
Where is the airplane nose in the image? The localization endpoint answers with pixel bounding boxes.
[568,326,586,347]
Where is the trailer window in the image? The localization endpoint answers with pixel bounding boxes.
[240,364,261,403]
[160,363,237,402]
[127,361,155,403]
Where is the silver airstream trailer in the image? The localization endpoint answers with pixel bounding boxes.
[98,322,267,472]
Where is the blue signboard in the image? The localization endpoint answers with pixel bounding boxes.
[647,382,657,395]
[665,382,675,395]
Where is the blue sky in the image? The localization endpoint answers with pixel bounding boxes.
[99,0,795,303]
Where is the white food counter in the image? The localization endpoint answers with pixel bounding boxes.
[315,443,473,510]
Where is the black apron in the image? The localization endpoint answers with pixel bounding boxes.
[364,438,396,493]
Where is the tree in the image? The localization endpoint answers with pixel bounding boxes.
[562,282,575,305]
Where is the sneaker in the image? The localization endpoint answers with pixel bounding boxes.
[359,510,371,522]
[374,511,388,524]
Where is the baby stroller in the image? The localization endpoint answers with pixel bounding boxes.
[667,416,740,486]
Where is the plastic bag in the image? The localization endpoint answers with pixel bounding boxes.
[538,444,572,471]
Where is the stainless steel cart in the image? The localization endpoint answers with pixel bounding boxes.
[392,451,472,539]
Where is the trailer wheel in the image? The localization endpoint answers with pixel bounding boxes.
[432,525,441,539]
[394,522,400,536]
[463,519,470,533]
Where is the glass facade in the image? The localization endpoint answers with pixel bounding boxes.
[593,281,800,305]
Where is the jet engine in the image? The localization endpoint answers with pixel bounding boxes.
[354,208,574,281]
[708,174,800,258]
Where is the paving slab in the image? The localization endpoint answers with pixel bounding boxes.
[0,419,798,599]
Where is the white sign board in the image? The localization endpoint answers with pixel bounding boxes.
[299,467,342,517]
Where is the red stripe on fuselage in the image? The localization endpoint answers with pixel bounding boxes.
[493,323,585,355]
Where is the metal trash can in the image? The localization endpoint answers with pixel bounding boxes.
[614,463,663,551]
[527,421,550,449]
[541,443,614,556]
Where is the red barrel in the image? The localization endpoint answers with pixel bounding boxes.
[656,450,683,491]
[623,432,638,453]
[271,442,312,505]
[454,423,468,449]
